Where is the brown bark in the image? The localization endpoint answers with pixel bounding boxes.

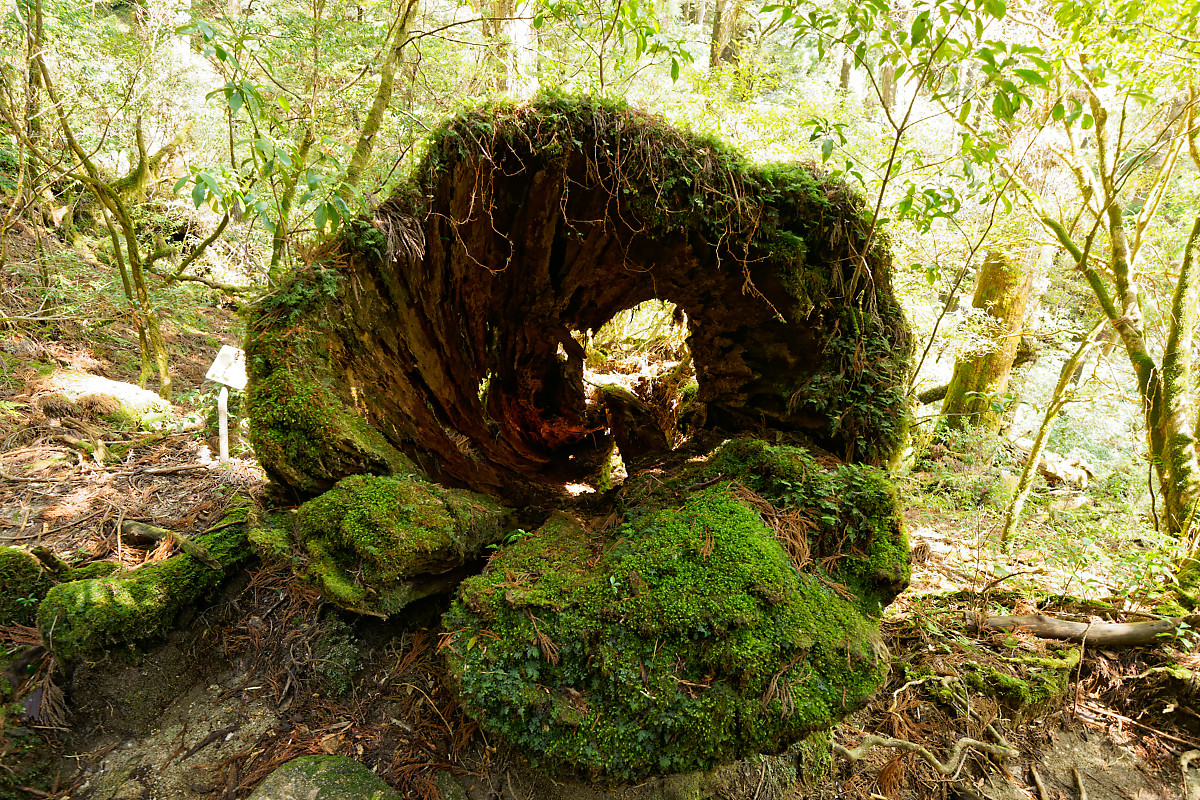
[941,250,1032,431]
[247,102,912,501]
[709,0,740,68]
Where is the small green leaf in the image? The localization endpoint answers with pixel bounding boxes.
[1051,101,1065,120]
[192,178,206,207]
[910,12,929,45]
[1013,68,1046,85]
[200,172,221,199]
[1081,113,1093,130]
[670,57,679,81]
[821,138,834,161]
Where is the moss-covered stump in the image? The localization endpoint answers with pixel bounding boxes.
[37,512,253,661]
[442,438,906,783]
[705,438,910,613]
[291,473,512,616]
[246,96,911,502]
[0,547,55,626]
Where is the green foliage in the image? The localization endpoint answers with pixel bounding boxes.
[257,265,344,324]
[709,439,911,612]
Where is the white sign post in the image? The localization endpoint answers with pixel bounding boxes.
[205,345,248,464]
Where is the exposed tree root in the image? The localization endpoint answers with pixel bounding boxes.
[969,612,1200,647]
[832,734,1018,775]
[120,519,222,569]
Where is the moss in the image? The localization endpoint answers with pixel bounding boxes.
[0,547,54,626]
[247,505,297,562]
[245,266,421,498]
[65,561,122,581]
[443,486,889,783]
[295,474,511,616]
[247,754,400,800]
[961,660,1069,710]
[794,730,833,786]
[36,507,253,661]
[246,357,417,497]
[708,439,910,612]
[312,614,363,697]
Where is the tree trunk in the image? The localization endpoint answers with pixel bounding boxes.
[941,250,1033,431]
[342,0,420,197]
[1001,320,1105,549]
[880,62,896,115]
[268,127,315,284]
[709,0,739,68]
[1156,217,1200,550]
[246,100,913,501]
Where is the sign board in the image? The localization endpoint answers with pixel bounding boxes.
[206,345,248,391]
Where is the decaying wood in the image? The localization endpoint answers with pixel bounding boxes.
[120,520,222,570]
[247,102,912,501]
[969,612,1200,647]
[1030,766,1050,800]
[31,546,70,577]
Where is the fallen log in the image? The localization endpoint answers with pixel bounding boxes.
[38,502,254,660]
[120,520,222,570]
[969,612,1200,647]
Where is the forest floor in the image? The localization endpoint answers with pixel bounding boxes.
[1,228,1198,800]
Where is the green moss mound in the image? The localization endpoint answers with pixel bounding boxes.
[443,486,890,783]
[0,547,54,626]
[295,473,511,616]
[708,439,911,613]
[37,510,253,661]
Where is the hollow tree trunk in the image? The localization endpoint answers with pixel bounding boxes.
[246,100,912,502]
[941,250,1032,432]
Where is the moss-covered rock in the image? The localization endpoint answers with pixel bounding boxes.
[32,370,172,430]
[37,506,253,661]
[0,547,54,626]
[443,481,892,784]
[247,755,400,800]
[294,473,511,616]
